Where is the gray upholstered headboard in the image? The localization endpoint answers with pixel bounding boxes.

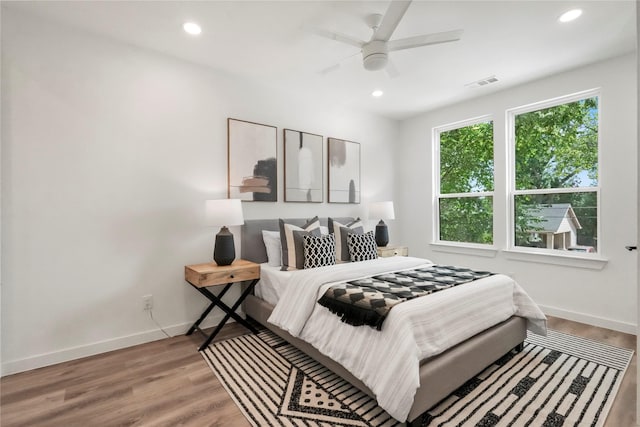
[241,217,355,264]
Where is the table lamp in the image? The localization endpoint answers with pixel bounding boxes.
[369,201,395,247]
[206,199,245,265]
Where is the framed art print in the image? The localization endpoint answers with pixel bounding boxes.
[328,137,360,204]
[284,129,323,202]
[228,118,277,201]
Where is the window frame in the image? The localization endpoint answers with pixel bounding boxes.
[432,114,496,248]
[505,88,602,256]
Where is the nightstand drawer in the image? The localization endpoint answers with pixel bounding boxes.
[377,245,408,258]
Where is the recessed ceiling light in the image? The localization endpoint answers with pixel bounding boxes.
[558,9,582,23]
[372,90,384,97]
[183,22,202,35]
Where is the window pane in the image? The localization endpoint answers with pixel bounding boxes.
[514,192,598,252]
[439,197,493,244]
[440,121,494,193]
[515,97,598,190]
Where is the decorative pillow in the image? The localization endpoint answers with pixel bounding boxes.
[303,234,336,269]
[347,231,379,262]
[261,230,282,267]
[279,217,321,270]
[320,225,330,235]
[329,217,364,262]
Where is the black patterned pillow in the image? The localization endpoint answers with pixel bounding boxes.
[279,217,321,271]
[303,234,336,269]
[329,217,364,262]
[347,231,378,262]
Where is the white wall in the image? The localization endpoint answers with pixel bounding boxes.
[397,54,638,334]
[0,9,400,374]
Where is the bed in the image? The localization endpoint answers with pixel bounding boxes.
[241,218,546,425]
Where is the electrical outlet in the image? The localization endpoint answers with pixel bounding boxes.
[142,294,153,311]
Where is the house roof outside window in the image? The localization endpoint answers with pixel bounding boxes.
[524,203,582,233]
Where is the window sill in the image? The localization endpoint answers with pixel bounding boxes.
[502,249,608,270]
[430,242,498,258]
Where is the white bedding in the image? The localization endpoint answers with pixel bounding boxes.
[254,263,293,305]
[267,256,547,422]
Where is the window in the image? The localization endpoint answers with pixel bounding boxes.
[509,91,599,254]
[435,117,494,245]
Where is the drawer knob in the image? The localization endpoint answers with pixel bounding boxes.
[230,274,235,279]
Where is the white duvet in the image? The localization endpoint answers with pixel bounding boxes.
[267,256,547,422]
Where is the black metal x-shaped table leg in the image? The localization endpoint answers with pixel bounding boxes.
[186,278,259,351]
[186,282,234,335]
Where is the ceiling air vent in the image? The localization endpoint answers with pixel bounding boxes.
[465,75,499,88]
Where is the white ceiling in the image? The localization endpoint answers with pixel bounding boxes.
[4,1,637,120]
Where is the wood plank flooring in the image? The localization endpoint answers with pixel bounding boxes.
[1,316,635,426]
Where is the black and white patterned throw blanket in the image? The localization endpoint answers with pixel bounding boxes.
[317,265,494,330]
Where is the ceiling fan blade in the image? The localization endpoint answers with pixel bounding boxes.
[306,25,365,49]
[388,29,463,52]
[373,0,412,42]
[317,51,361,75]
[385,59,400,79]
[319,63,341,75]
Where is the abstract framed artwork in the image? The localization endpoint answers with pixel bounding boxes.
[328,137,360,204]
[228,118,277,202]
[284,129,323,203]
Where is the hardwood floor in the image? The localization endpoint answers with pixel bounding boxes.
[1,317,636,426]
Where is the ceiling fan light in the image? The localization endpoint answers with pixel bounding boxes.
[363,53,388,71]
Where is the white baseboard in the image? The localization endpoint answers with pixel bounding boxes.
[539,304,637,335]
[1,312,229,376]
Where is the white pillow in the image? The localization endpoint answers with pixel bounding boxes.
[262,230,282,267]
[320,225,329,235]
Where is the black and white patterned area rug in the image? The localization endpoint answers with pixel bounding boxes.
[200,328,633,427]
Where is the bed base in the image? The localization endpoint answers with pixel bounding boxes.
[244,294,526,425]
[239,218,527,424]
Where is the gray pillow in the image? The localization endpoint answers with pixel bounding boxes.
[279,217,321,270]
[329,217,364,262]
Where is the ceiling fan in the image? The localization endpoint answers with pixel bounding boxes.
[312,0,463,76]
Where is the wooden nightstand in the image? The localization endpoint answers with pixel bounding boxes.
[185,259,260,351]
[377,244,408,258]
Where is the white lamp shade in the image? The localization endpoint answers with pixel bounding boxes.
[369,201,395,220]
[205,199,244,226]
